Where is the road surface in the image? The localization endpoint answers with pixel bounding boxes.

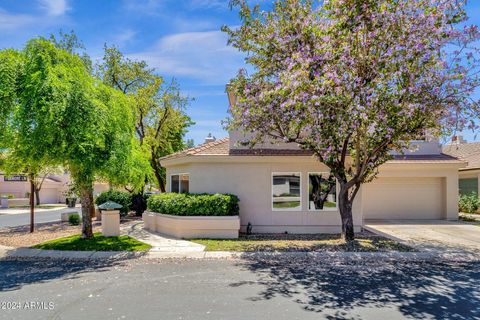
[0,257,478,320]
[0,207,80,228]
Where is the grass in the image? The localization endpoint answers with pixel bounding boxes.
[32,232,152,252]
[13,205,66,209]
[192,233,413,252]
[273,201,301,209]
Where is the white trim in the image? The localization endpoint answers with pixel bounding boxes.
[307,172,338,212]
[271,172,302,212]
[170,173,190,193]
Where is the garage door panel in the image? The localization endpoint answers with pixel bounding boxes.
[363,177,444,220]
[39,188,59,204]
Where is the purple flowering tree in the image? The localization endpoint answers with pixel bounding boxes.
[223,0,480,241]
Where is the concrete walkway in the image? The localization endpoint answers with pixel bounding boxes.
[365,219,480,255]
[121,221,205,253]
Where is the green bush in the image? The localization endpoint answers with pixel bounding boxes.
[147,193,239,216]
[68,213,80,226]
[459,192,480,213]
[95,190,132,216]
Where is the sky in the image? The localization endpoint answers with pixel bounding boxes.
[1,0,480,145]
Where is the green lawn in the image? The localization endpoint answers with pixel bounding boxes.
[13,205,67,209]
[32,232,151,252]
[192,234,413,252]
[273,201,301,209]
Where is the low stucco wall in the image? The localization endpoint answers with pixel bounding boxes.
[143,212,240,239]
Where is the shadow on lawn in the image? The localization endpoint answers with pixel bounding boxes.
[233,256,480,320]
[0,258,124,292]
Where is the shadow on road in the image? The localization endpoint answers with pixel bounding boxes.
[0,258,125,292]
[233,256,480,320]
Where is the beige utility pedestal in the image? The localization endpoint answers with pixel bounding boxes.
[101,210,120,237]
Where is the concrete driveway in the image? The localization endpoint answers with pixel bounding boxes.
[365,220,480,254]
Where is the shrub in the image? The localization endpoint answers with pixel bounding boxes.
[459,192,480,213]
[95,190,132,216]
[68,213,80,226]
[147,193,239,216]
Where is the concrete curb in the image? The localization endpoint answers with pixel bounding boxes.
[0,245,147,261]
[1,244,478,262]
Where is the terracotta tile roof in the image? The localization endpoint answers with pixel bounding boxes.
[161,137,230,160]
[161,137,463,164]
[442,142,480,169]
[229,148,313,156]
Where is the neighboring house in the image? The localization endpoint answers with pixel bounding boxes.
[159,111,464,234]
[442,137,480,197]
[0,173,109,205]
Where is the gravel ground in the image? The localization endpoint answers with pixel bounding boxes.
[0,222,102,248]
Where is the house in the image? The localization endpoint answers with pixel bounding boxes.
[0,172,109,205]
[442,137,480,196]
[159,118,464,234]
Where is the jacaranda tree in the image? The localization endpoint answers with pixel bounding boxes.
[224,0,480,241]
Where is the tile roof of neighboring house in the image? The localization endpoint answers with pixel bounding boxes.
[162,138,463,164]
[160,137,231,160]
[442,142,480,170]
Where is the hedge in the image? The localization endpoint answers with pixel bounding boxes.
[459,192,480,213]
[147,193,239,216]
[95,190,132,216]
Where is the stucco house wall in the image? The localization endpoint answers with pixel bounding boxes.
[164,152,461,233]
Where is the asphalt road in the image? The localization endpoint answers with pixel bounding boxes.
[0,257,478,320]
[0,208,80,228]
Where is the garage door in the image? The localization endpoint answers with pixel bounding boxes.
[39,188,59,204]
[363,177,444,220]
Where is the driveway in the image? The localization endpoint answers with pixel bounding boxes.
[365,220,480,254]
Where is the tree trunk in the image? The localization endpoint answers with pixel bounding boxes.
[79,184,94,239]
[29,174,35,233]
[338,183,355,242]
[34,188,40,206]
[150,156,166,193]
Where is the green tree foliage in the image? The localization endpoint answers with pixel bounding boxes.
[98,46,193,192]
[0,38,142,238]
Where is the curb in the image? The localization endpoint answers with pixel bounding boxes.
[0,246,147,261]
[1,246,478,262]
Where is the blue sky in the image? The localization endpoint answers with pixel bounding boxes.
[1,0,479,144]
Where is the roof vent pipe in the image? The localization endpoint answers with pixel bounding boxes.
[204,133,216,144]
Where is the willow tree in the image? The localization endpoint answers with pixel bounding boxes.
[5,38,140,238]
[224,0,480,241]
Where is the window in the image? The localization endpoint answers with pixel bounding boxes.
[272,173,301,210]
[170,174,189,193]
[309,173,337,211]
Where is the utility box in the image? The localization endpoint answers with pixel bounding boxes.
[98,201,123,237]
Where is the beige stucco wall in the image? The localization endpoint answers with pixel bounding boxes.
[165,156,363,234]
[163,156,461,233]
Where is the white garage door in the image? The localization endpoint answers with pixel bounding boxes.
[363,177,444,220]
[39,188,59,204]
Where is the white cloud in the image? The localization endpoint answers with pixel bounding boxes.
[112,29,137,48]
[128,30,245,84]
[0,9,36,30]
[38,0,70,16]
[188,0,228,10]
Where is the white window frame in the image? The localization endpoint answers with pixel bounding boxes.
[271,172,302,212]
[170,173,189,193]
[308,172,338,212]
